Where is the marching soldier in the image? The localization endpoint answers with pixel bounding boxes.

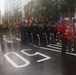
[43,24,50,44]
[60,21,74,55]
[20,22,25,42]
[68,22,74,52]
[51,23,57,44]
[56,21,61,42]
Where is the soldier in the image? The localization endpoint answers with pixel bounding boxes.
[38,24,44,40]
[20,22,25,42]
[68,21,74,52]
[28,24,33,43]
[33,24,37,42]
[60,20,74,55]
[51,23,57,44]
[56,21,61,42]
[43,23,50,44]
[23,22,28,43]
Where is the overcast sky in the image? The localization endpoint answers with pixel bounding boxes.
[0,0,4,14]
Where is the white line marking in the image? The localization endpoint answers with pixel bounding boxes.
[57,43,60,45]
[3,38,13,43]
[4,52,30,68]
[21,49,37,56]
[29,43,76,56]
[47,45,61,50]
[3,35,6,38]
[49,43,73,49]
[36,52,51,62]
[29,43,61,52]
[40,46,61,52]
[3,35,12,38]
[49,44,62,47]
[21,49,51,62]
[47,45,73,51]
[10,34,12,37]
[0,44,1,51]
[66,52,76,56]
[16,38,21,41]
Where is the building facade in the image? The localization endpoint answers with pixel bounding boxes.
[4,0,14,14]
[4,0,31,21]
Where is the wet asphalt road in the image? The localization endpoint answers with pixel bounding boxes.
[0,35,76,75]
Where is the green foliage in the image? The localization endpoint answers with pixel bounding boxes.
[60,0,76,19]
[34,0,76,20]
[34,0,61,21]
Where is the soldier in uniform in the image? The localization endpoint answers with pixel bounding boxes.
[43,23,50,44]
[51,23,57,44]
[38,24,44,43]
[60,21,74,55]
[56,21,61,42]
[20,22,25,42]
[23,22,28,43]
[68,21,74,52]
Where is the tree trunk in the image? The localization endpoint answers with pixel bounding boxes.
[68,8,72,20]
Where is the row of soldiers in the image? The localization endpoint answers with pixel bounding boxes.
[19,20,76,55]
[19,22,57,44]
[56,20,76,55]
[1,20,76,55]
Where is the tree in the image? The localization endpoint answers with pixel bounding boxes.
[34,0,61,22]
[60,0,76,20]
[13,8,22,24]
[33,0,76,22]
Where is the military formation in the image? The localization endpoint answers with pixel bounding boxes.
[19,22,57,44]
[19,20,76,55]
[0,20,76,55]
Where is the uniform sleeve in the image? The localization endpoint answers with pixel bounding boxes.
[68,26,74,39]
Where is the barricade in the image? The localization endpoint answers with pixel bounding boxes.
[31,33,34,43]
[51,33,54,44]
[43,33,48,44]
[37,34,41,46]
[26,33,28,43]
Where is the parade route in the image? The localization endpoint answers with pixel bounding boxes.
[0,37,76,75]
[0,0,76,75]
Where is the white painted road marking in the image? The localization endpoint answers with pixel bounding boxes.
[47,45,61,50]
[3,35,6,38]
[16,38,21,41]
[21,49,51,62]
[29,43,76,56]
[49,44,62,47]
[0,44,1,52]
[21,49,37,56]
[4,49,51,68]
[3,38,13,43]
[47,44,74,51]
[29,43,61,52]
[4,52,30,68]
[36,52,51,62]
